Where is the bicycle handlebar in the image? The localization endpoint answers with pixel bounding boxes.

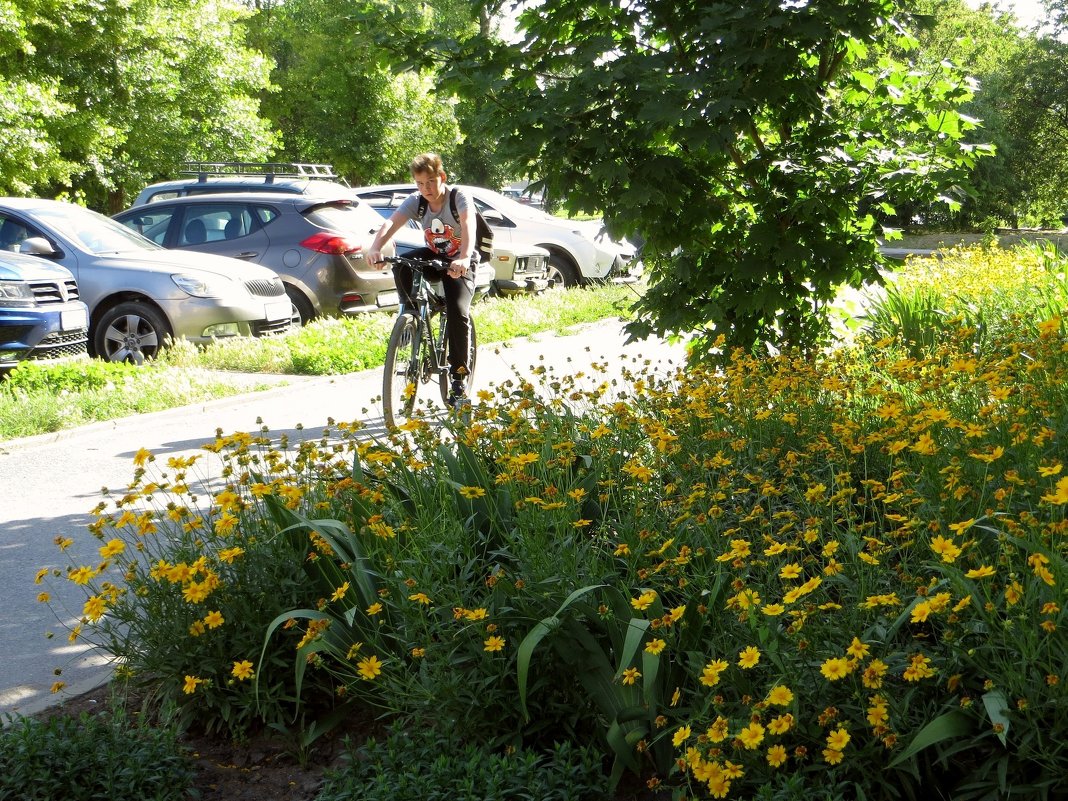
[380,254,451,273]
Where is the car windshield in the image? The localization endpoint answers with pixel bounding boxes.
[35,204,161,255]
[469,188,557,222]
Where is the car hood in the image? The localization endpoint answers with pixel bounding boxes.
[0,253,76,282]
[90,248,281,283]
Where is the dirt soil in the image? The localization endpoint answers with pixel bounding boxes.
[34,685,370,801]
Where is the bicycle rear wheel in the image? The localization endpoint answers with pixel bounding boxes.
[383,313,421,428]
[438,317,478,406]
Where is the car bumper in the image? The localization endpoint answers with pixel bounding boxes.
[0,302,89,368]
[157,294,293,343]
[494,277,550,295]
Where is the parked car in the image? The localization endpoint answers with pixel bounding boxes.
[131,165,551,299]
[0,198,292,363]
[0,250,89,371]
[130,162,353,207]
[353,183,642,288]
[115,193,423,324]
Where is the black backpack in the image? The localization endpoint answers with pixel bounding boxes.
[416,187,494,263]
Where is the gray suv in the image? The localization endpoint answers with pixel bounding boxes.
[113,193,429,324]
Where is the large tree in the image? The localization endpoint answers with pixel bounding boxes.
[428,0,988,356]
[6,0,277,211]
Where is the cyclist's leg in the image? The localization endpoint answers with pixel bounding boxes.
[443,255,476,393]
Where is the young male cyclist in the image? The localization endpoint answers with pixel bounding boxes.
[367,152,477,409]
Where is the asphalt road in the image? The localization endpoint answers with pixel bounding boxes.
[0,318,686,718]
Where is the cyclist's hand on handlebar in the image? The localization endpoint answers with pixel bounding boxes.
[446,258,470,279]
[367,249,384,267]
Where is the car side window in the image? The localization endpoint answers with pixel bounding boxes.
[179,203,252,245]
[119,209,174,245]
[0,216,31,251]
[252,206,281,228]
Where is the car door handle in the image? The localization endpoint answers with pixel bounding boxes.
[234,251,259,259]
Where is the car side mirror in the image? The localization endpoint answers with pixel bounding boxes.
[19,237,58,257]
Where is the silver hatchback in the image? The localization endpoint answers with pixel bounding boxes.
[114,193,420,324]
[0,198,292,363]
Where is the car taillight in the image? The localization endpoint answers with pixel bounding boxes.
[300,232,363,255]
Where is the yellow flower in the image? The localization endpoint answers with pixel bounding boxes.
[621,667,641,685]
[863,659,888,689]
[846,637,870,660]
[826,728,851,750]
[1041,476,1068,505]
[738,721,765,749]
[823,748,844,765]
[761,603,785,616]
[700,659,729,687]
[1038,462,1063,478]
[820,657,850,681]
[357,655,383,680]
[231,660,255,681]
[778,563,802,580]
[82,595,107,622]
[645,638,667,655]
[50,681,66,694]
[930,535,962,563]
[203,610,225,629]
[218,546,245,564]
[767,713,794,735]
[366,602,383,616]
[459,485,487,499]
[410,647,426,658]
[766,744,788,768]
[68,566,96,585]
[182,675,204,694]
[738,645,761,669]
[37,592,50,603]
[672,725,691,747]
[630,590,657,611]
[484,635,506,652]
[408,592,432,605]
[766,685,794,706]
[99,539,125,558]
[965,565,996,579]
[331,582,350,602]
[133,447,153,467]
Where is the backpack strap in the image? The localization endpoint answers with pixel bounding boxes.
[416,193,427,220]
[448,187,459,220]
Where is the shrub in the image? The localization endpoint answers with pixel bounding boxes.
[0,707,193,801]
[317,726,610,801]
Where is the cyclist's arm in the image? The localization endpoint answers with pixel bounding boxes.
[367,209,408,266]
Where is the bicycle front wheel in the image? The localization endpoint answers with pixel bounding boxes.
[383,313,421,428]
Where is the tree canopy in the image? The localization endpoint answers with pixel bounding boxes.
[432,0,989,355]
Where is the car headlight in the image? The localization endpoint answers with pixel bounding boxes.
[0,280,34,306]
[171,273,233,298]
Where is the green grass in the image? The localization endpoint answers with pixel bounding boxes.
[0,283,639,441]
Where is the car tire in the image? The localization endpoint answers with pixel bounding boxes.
[546,254,580,288]
[285,285,315,326]
[93,301,171,364]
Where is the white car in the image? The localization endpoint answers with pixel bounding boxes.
[352,184,643,288]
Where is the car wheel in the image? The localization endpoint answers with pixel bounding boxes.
[93,301,171,365]
[285,286,315,326]
[546,254,580,288]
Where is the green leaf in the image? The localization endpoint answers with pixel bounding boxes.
[982,689,1011,746]
[887,710,974,769]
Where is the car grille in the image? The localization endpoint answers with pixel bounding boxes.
[252,318,291,337]
[29,279,80,305]
[244,277,287,298]
[515,254,547,276]
[27,329,89,361]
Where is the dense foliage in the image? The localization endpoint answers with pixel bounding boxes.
[39,246,1067,799]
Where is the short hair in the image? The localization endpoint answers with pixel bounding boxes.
[410,152,444,177]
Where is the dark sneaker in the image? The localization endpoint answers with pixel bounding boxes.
[447,379,470,412]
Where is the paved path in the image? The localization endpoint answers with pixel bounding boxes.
[0,319,687,717]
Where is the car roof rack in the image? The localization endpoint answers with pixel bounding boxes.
[179,162,345,184]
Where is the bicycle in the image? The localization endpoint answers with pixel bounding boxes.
[381,255,477,428]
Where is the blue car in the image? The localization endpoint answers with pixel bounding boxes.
[0,249,89,371]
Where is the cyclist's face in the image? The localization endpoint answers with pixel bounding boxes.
[413,170,445,201]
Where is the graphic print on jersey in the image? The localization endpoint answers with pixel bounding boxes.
[425,217,460,257]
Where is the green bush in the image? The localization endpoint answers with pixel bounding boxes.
[317,727,610,801]
[0,708,193,801]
